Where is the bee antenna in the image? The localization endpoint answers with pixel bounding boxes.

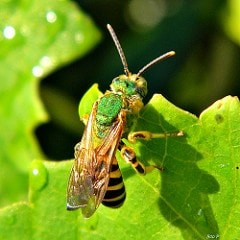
[107,24,130,76]
[136,51,175,78]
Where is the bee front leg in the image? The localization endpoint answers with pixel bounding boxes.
[128,130,184,143]
[120,130,183,174]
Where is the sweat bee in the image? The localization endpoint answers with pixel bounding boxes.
[66,24,181,218]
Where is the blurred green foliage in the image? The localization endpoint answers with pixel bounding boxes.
[0,0,101,206]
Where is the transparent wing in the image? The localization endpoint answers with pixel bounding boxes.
[93,110,126,209]
[67,101,126,218]
[66,102,97,216]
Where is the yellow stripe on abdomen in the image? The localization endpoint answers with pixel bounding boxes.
[102,160,126,208]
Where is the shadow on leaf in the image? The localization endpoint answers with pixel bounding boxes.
[126,103,220,239]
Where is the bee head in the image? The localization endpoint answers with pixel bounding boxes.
[107,24,175,100]
[110,74,147,98]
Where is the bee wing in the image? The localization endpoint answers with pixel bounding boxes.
[66,102,97,215]
[93,110,126,209]
[67,101,126,218]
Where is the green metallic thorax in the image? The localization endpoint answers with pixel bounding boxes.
[95,93,122,139]
[95,73,148,139]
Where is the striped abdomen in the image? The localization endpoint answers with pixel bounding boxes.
[102,158,126,208]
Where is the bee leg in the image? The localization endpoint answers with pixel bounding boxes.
[120,130,183,174]
[120,145,163,175]
[128,130,184,143]
[74,142,81,158]
[81,114,89,125]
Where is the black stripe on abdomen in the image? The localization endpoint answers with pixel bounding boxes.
[102,160,126,208]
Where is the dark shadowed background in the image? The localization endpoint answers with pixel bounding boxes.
[36,0,240,160]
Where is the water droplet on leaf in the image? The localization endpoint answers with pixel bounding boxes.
[30,160,48,191]
[32,65,44,77]
[3,25,16,39]
[46,10,57,23]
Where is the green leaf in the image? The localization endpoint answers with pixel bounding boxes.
[0,1,101,207]
[0,84,239,239]
[78,84,103,119]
